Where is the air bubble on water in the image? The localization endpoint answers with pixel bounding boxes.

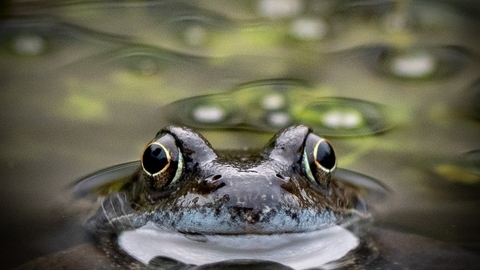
[261,94,286,110]
[389,50,437,79]
[322,110,363,129]
[184,25,207,47]
[290,18,327,40]
[257,0,303,19]
[267,112,291,127]
[192,105,226,123]
[11,33,47,56]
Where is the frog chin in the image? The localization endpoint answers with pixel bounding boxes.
[118,221,359,269]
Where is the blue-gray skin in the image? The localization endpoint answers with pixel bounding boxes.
[19,126,480,270]
[86,125,364,236]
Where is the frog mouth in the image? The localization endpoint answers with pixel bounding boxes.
[86,192,365,236]
[143,206,342,235]
[118,221,359,269]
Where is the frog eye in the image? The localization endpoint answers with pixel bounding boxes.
[302,133,337,187]
[141,134,183,190]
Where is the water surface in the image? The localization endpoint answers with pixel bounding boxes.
[0,0,479,268]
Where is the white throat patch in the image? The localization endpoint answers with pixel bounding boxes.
[118,222,359,269]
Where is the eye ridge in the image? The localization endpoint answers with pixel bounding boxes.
[141,142,171,176]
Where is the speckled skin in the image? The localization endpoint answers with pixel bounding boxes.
[87,125,361,235]
[20,126,480,270]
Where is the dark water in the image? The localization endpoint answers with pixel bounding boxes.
[0,0,479,269]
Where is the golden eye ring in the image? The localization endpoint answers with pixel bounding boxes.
[141,142,171,176]
[313,139,336,173]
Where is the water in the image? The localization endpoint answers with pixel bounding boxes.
[0,0,479,269]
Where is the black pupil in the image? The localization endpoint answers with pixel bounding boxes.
[316,141,336,170]
[143,144,169,175]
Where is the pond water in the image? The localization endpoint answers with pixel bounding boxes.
[0,0,479,269]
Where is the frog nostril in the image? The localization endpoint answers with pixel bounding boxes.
[204,174,223,182]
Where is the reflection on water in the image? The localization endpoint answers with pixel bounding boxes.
[163,79,393,136]
[375,45,469,79]
[0,0,479,269]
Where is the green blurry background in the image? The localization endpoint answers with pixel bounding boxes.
[0,0,479,268]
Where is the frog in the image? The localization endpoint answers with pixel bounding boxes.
[18,125,480,270]
[69,125,387,269]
